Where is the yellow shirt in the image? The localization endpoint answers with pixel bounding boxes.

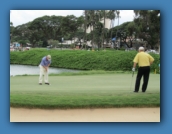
[133,52,154,67]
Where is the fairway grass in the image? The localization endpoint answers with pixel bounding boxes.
[10,73,160,109]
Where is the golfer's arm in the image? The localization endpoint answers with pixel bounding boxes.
[42,65,48,69]
[150,61,154,65]
[42,61,47,69]
[42,62,50,68]
[149,59,154,65]
[149,56,154,65]
[45,64,50,69]
[133,62,137,68]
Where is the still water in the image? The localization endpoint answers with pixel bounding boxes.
[10,64,80,76]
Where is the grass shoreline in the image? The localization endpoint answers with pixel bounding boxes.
[11,70,159,77]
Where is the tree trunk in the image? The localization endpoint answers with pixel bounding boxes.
[102,10,105,49]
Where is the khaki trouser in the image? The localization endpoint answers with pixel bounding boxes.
[39,65,49,83]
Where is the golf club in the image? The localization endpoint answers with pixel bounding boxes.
[130,71,134,91]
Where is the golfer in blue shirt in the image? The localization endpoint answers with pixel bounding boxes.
[39,55,51,85]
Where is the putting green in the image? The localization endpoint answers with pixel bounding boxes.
[10,74,160,92]
[10,73,160,108]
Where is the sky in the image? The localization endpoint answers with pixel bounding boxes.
[10,10,135,27]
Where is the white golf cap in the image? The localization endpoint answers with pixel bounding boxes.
[47,55,51,59]
[139,47,144,51]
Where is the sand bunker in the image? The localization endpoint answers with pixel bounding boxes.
[10,107,160,122]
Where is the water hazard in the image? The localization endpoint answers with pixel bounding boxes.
[10,64,80,76]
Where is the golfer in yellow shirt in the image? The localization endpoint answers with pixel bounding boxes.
[132,47,154,92]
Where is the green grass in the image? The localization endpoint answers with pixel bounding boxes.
[10,73,160,109]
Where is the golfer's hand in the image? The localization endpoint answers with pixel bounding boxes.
[132,68,135,72]
[44,67,48,71]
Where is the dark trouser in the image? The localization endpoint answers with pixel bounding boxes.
[134,66,150,92]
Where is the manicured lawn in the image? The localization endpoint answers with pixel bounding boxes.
[10,73,160,109]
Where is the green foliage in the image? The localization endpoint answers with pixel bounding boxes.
[48,39,59,48]
[10,49,160,71]
[133,10,160,48]
[42,40,48,47]
[10,15,84,48]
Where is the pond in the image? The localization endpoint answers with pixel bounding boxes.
[10,64,80,76]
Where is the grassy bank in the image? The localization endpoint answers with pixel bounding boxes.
[10,49,160,72]
[10,73,160,109]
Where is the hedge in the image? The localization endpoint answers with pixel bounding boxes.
[10,49,160,72]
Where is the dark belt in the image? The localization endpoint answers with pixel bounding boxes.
[139,66,150,68]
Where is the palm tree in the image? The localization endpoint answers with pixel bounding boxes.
[116,10,120,26]
[10,22,13,26]
[107,10,117,40]
[101,10,106,49]
[98,10,110,49]
[10,22,14,45]
[83,10,87,49]
[107,10,116,28]
[84,10,116,49]
[134,10,140,17]
[85,10,100,49]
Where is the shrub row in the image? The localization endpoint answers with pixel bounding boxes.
[10,49,160,71]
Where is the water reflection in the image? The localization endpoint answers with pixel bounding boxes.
[10,64,80,76]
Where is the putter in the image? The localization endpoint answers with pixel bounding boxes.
[130,71,134,91]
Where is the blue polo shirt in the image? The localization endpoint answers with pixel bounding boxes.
[40,56,51,67]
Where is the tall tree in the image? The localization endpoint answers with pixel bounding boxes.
[116,10,120,26]
[83,10,88,49]
[133,10,160,49]
[85,10,100,49]
[107,10,117,39]
[10,22,14,44]
[29,15,64,43]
